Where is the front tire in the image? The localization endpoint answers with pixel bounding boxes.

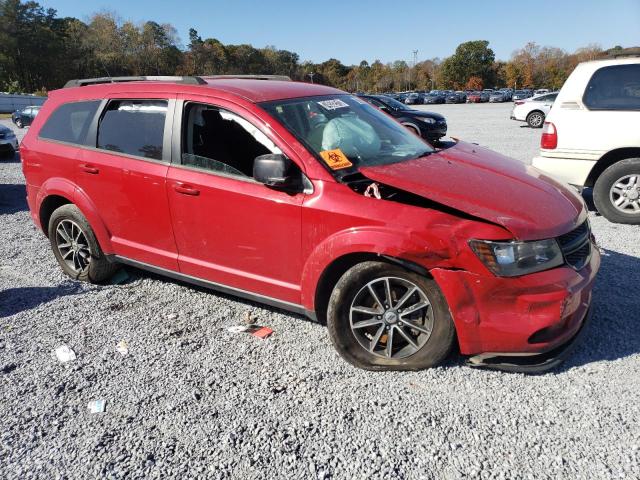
[15,119,23,128]
[593,158,640,224]
[48,204,118,282]
[526,111,545,128]
[0,146,14,159]
[327,261,455,371]
[403,124,420,137]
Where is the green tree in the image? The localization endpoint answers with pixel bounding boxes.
[439,40,495,89]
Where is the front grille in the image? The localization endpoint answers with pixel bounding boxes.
[557,221,591,271]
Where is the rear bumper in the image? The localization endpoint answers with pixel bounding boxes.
[532,155,596,187]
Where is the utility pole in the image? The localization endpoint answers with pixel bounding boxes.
[308,72,315,84]
[412,49,418,89]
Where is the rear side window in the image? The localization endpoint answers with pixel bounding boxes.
[39,100,100,145]
[97,100,168,160]
[583,64,640,110]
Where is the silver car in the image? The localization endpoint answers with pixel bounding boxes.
[510,92,558,128]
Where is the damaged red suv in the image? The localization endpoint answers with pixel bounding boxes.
[21,75,599,372]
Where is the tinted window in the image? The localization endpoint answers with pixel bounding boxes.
[39,100,100,145]
[583,64,640,110]
[535,94,557,102]
[98,100,167,160]
[181,102,280,178]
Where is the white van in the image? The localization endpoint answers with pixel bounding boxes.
[532,56,640,224]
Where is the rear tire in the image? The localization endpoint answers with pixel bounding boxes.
[593,158,640,224]
[526,111,545,128]
[15,119,23,128]
[48,204,118,282]
[327,261,455,371]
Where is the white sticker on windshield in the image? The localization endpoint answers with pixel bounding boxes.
[317,99,349,110]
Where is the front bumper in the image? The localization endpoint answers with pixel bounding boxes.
[431,242,600,372]
[0,137,18,151]
[418,122,447,140]
[466,305,592,373]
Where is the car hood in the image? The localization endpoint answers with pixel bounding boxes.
[359,141,586,240]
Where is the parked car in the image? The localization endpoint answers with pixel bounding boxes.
[11,105,41,128]
[358,94,447,143]
[512,90,531,101]
[423,92,445,104]
[467,91,489,103]
[0,124,19,158]
[534,89,550,95]
[533,56,640,224]
[445,92,464,104]
[489,91,507,103]
[498,88,513,101]
[21,75,598,372]
[404,92,422,105]
[510,92,558,127]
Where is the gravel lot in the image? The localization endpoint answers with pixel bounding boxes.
[1,105,639,480]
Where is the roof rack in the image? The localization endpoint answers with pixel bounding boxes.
[203,75,291,81]
[63,76,207,88]
[63,74,292,88]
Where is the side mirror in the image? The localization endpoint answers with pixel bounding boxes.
[253,153,293,188]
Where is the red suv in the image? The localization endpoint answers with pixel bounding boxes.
[21,75,599,372]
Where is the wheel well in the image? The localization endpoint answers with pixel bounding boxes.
[39,195,72,236]
[401,122,420,133]
[527,110,544,118]
[313,253,430,324]
[585,148,640,188]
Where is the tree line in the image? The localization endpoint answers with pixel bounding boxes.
[0,0,634,95]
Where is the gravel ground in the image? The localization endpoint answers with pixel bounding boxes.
[1,108,639,480]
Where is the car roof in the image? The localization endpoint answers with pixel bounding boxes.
[52,77,344,103]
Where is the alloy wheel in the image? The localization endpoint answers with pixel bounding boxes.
[528,112,543,127]
[55,219,92,273]
[609,174,640,214]
[349,276,434,359]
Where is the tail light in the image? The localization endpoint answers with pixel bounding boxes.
[541,122,557,149]
[514,100,525,105]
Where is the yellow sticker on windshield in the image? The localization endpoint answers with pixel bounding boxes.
[319,149,353,170]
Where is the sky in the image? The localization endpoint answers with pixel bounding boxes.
[40,0,640,65]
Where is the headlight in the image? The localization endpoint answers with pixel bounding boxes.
[419,117,436,124]
[469,238,564,277]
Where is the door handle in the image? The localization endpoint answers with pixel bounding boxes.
[80,164,99,174]
[173,183,200,196]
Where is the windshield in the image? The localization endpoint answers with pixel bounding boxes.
[260,94,433,176]
[379,96,409,110]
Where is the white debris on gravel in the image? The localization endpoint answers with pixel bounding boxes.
[1,110,639,479]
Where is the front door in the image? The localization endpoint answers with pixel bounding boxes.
[166,99,305,304]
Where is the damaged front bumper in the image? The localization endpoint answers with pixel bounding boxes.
[431,244,600,374]
[465,305,592,373]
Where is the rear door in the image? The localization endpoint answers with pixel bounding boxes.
[77,94,179,270]
[166,96,304,303]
